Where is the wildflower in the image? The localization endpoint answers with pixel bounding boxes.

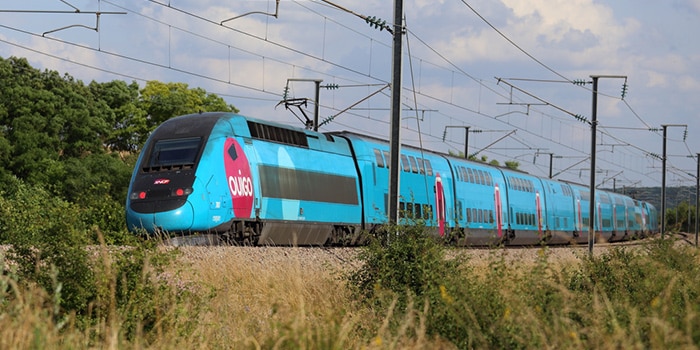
[651,296,660,308]
[439,285,454,304]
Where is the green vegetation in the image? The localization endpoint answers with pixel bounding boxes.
[447,150,520,170]
[1,227,700,348]
[0,56,237,245]
[346,227,700,349]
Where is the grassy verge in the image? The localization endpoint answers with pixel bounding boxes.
[0,228,699,349]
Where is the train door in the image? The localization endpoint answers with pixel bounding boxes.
[435,173,446,236]
[573,190,585,244]
[240,138,262,219]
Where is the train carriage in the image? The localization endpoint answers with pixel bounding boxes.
[608,192,629,242]
[595,191,616,243]
[334,132,455,236]
[127,112,364,245]
[538,179,578,244]
[499,169,548,245]
[643,202,659,235]
[566,183,595,245]
[448,158,508,246]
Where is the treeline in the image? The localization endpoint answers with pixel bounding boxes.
[0,56,238,244]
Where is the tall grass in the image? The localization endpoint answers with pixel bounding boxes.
[0,230,699,349]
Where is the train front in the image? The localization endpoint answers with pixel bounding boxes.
[126,113,229,236]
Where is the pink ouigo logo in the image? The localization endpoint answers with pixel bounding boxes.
[224,138,254,218]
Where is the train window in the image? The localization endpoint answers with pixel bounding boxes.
[149,137,202,168]
[485,172,492,186]
[409,156,418,173]
[406,202,414,216]
[467,168,474,183]
[414,203,422,219]
[247,121,308,148]
[458,167,465,182]
[401,155,410,172]
[424,160,433,176]
[478,170,486,185]
[399,202,405,218]
[489,210,494,223]
[580,190,590,201]
[603,219,612,228]
[374,149,385,168]
[383,150,391,168]
[417,159,426,174]
[456,202,463,221]
[561,184,571,196]
[471,208,477,223]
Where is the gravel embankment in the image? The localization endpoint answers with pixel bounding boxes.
[173,243,639,272]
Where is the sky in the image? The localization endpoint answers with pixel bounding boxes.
[1,0,699,191]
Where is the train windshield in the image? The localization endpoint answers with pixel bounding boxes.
[148,137,202,168]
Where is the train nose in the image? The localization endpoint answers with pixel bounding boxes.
[153,201,195,231]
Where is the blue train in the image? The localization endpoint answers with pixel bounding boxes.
[126,112,659,246]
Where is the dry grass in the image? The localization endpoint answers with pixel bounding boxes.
[1,239,699,349]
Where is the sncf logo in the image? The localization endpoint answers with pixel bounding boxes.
[154,178,170,185]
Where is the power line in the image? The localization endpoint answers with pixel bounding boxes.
[457,0,571,83]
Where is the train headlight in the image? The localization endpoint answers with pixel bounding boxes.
[172,188,193,197]
[130,191,147,200]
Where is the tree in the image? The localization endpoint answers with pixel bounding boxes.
[138,81,238,132]
[90,80,147,152]
[505,160,520,170]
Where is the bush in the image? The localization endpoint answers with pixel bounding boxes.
[346,224,469,345]
[0,177,208,344]
[0,176,94,316]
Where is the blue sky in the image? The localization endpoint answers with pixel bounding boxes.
[1,0,699,189]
